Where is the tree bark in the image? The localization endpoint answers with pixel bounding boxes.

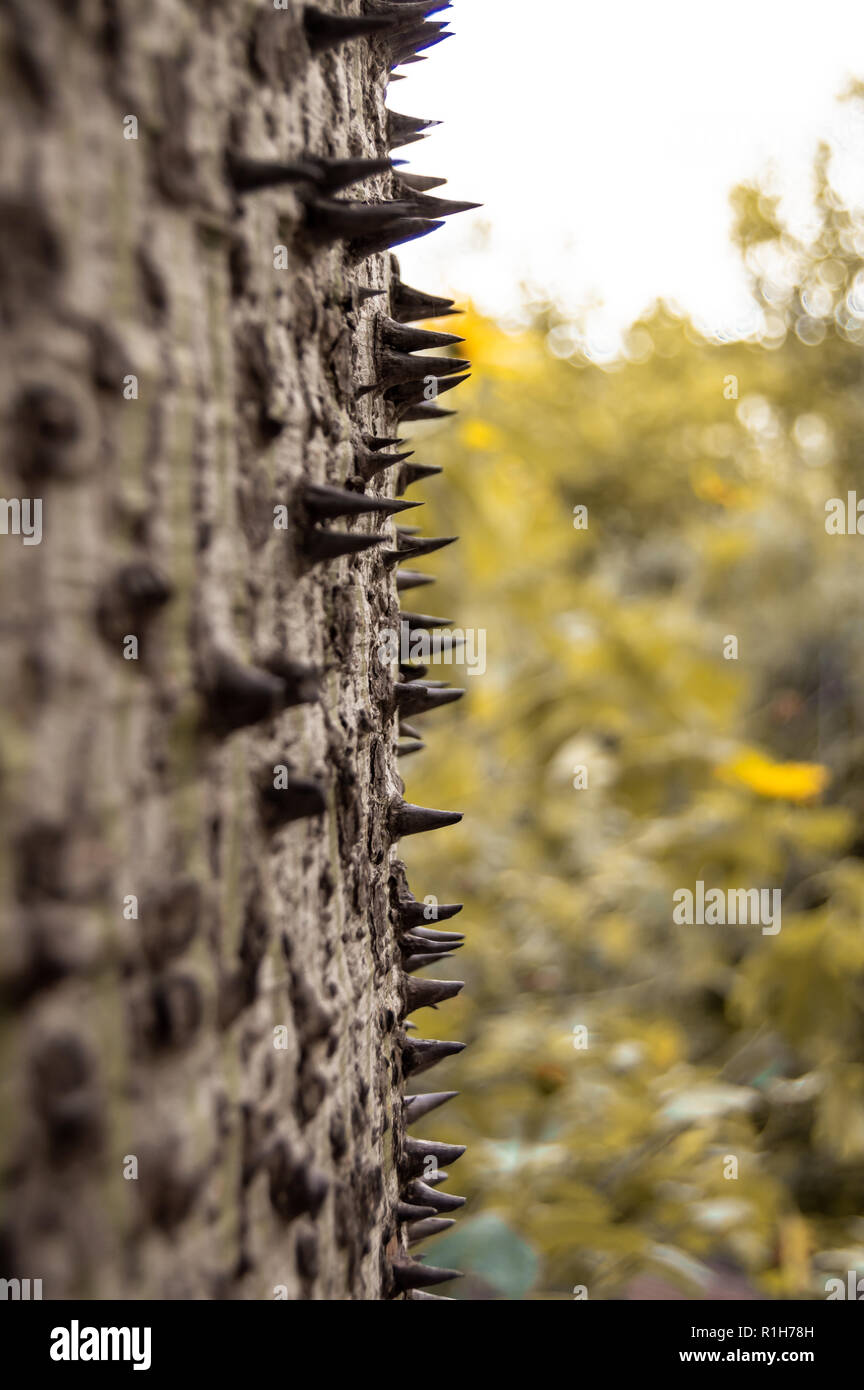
[0,0,452,1300]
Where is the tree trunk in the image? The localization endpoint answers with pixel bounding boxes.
[0,0,463,1301]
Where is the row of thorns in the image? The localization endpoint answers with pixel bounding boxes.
[235,2,474,1299]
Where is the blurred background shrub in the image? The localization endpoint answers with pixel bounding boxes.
[402,149,864,1300]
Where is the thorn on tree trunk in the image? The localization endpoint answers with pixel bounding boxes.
[389,799,463,837]
[401,1036,466,1075]
[391,1256,463,1290]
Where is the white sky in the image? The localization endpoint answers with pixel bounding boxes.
[393,0,864,353]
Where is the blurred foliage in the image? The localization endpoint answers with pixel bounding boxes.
[399,143,864,1300]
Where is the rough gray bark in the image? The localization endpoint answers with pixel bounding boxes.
[0,0,466,1300]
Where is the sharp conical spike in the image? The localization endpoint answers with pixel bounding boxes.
[363,434,405,451]
[389,28,453,64]
[388,26,448,53]
[226,152,320,191]
[394,181,482,217]
[388,18,452,48]
[402,934,463,956]
[396,533,458,557]
[256,654,320,707]
[366,350,475,394]
[377,0,445,18]
[387,14,451,37]
[391,280,459,322]
[394,172,449,193]
[378,0,451,12]
[355,285,386,303]
[404,977,464,1013]
[305,530,389,562]
[386,372,470,409]
[405,1289,454,1300]
[398,899,463,929]
[395,569,434,591]
[423,1169,449,1186]
[380,318,465,353]
[392,1258,462,1290]
[402,1036,466,1076]
[387,111,442,149]
[259,775,326,828]
[304,7,400,54]
[399,611,454,629]
[202,655,286,736]
[398,739,426,757]
[403,1091,459,1123]
[407,1217,456,1244]
[390,799,462,838]
[226,153,395,195]
[401,934,464,956]
[399,403,458,423]
[304,196,414,243]
[302,482,420,520]
[391,35,452,65]
[397,1200,437,1222]
[395,682,465,716]
[353,218,443,256]
[400,463,443,491]
[398,720,423,738]
[406,1179,466,1212]
[313,156,395,193]
[410,925,465,941]
[406,1130,457,1175]
[403,952,454,972]
[375,349,471,386]
[356,446,414,472]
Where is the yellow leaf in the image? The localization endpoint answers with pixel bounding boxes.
[714,747,829,802]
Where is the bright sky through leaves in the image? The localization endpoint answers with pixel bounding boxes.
[397,0,864,354]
